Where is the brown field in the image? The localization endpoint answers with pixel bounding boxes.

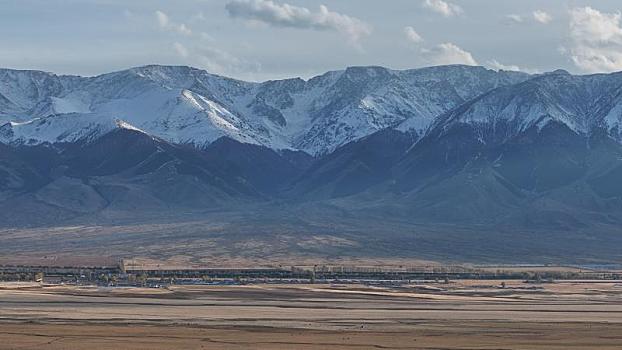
[1,280,622,349]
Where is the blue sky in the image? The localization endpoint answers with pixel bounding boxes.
[1,0,622,81]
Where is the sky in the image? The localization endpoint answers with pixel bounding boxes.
[1,0,622,81]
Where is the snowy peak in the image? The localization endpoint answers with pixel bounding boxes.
[0,64,533,154]
[429,71,622,143]
[0,69,64,121]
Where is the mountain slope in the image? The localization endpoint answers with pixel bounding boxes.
[425,70,622,143]
[374,70,622,227]
[287,128,415,199]
[0,126,315,225]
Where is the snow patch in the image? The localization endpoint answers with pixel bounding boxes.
[115,119,146,133]
[50,96,91,114]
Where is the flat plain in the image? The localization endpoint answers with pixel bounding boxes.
[1,280,621,349]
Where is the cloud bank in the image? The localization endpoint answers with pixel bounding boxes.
[568,7,622,73]
[487,59,520,72]
[422,42,478,66]
[533,10,552,24]
[404,26,423,43]
[155,10,192,36]
[422,0,462,17]
[153,10,259,79]
[225,0,371,44]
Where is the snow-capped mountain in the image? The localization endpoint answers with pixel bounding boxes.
[4,64,622,261]
[0,64,528,155]
[5,63,622,266]
[428,69,622,144]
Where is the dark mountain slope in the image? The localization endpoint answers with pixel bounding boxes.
[0,125,322,226]
[201,137,313,194]
[288,129,415,199]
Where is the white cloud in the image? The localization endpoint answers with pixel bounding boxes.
[505,11,552,25]
[487,60,539,74]
[155,10,258,78]
[533,10,552,24]
[422,42,477,66]
[567,7,622,73]
[422,0,462,17]
[177,23,192,36]
[404,26,423,43]
[194,45,261,79]
[487,59,520,72]
[173,42,189,58]
[173,44,261,78]
[504,14,523,24]
[156,10,169,27]
[171,40,260,79]
[155,10,193,36]
[570,7,622,43]
[225,0,371,44]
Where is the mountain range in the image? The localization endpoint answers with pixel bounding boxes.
[2,64,622,263]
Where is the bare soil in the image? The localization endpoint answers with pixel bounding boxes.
[0,280,621,349]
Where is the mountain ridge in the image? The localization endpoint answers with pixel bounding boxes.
[0,64,530,155]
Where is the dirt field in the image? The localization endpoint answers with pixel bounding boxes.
[1,280,621,349]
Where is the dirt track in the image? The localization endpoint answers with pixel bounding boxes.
[1,280,621,349]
